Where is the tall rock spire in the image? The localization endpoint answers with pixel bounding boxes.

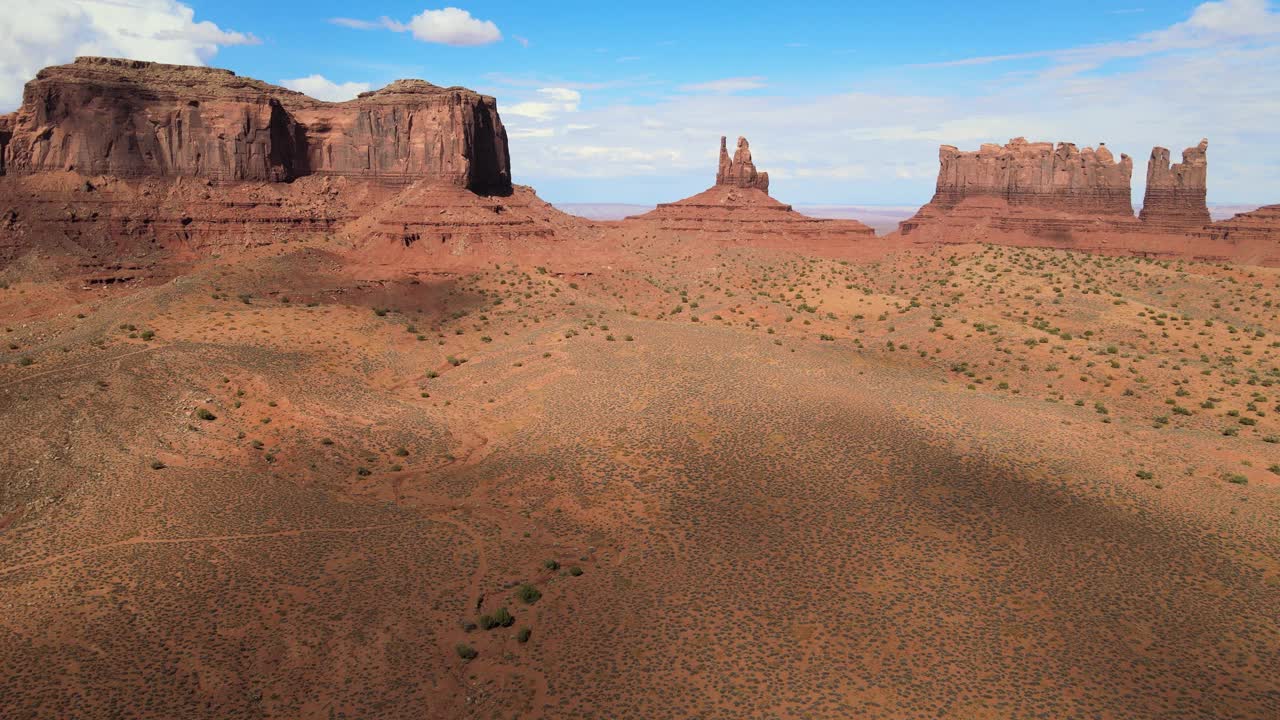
[714,135,769,193]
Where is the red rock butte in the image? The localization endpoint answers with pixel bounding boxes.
[2,57,511,192]
[625,135,874,244]
[896,136,1280,264]
[0,57,600,269]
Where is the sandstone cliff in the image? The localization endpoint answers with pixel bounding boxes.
[929,137,1134,215]
[716,136,769,192]
[2,57,511,193]
[0,112,13,175]
[1140,139,1210,228]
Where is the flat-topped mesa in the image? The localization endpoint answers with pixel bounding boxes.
[716,136,769,193]
[2,56,511,193]
[931,137,1134,215]
[1140,139,1209,228]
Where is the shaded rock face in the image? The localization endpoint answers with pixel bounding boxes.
[931,137,1134,215]
[716,136,769,193]
[0,112,13,175]
[2,57,511,194]
[1140,139,1209,228]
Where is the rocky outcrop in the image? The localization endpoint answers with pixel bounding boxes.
[1140,139,1209,228]
[716,136,769,192]
[898,137,1137,241]
[628,136,872,244]
[292,80,509,191]
[927,137,1134,215]
[894,134,1280,264]
[2,57,511,193]
[0,112,13,175]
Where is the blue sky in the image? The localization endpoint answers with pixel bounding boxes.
[4,1,1280,205]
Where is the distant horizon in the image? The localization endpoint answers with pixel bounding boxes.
[3,1,1279,206]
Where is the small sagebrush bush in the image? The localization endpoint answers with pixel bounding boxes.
[515,583,542,604]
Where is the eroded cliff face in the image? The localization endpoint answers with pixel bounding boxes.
[1140,140,1210,228]
[716,136,769,193]
[2,57,511,193]
[930,137,1134,215]
[0,112,15,175]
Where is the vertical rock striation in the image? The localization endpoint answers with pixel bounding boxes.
[1140,139,1210,228]
[1,57,511,194]
[0,112,12,175]
[716,136,770,193]
[929,137,1133,215]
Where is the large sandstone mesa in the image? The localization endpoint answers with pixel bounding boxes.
[716,136,769,193]
[898,137,1138,242]
[628,136,873,244]
[0,57,561,269]
[929,137,1134,215]
[1140,139,1210,228]
[3,57,511,193]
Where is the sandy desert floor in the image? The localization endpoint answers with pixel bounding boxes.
[1,239,1278,718]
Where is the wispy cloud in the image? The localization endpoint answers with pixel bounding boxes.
[330,7,501,46]
[678,76,768,94]
[505,87,582,120]
[919,0,1280,69]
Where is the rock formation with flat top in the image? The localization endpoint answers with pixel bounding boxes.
[716,136,770,193]
[928,137,1134,215]
[2,57,511,193]
[1141,139,1210,228]
[0,57,587,269]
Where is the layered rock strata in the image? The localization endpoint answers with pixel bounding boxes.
[0,57,573,269]
[628,136,872,243]
[1140,139,1210,228]
[925,137,1134,216]
[3,57,511,193]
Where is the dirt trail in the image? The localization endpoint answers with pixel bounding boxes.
[0,346,160,390]
[0,520,420,578]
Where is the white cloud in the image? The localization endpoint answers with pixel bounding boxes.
[678,76,768,94]
[505,87,581,120]
[507,0,1280,205]
[331,7,501,47]
[923,0,1280,69]
[0,0,257,111]
[280,74,371,102]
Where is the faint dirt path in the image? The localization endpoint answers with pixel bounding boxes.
[0,346,160,390]
[0,519,419,578]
